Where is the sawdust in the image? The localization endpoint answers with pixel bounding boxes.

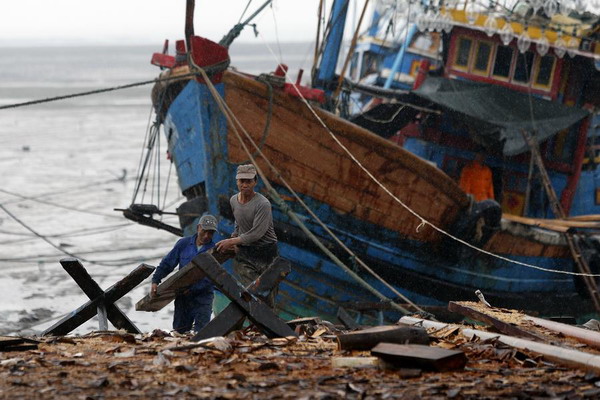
[1,323,600,399]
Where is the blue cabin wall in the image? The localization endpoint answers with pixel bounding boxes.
[164,85,207,194]
[570,114,600,216]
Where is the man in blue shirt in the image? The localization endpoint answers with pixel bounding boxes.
[151,214,218,333]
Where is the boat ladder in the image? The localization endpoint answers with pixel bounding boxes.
[522,129,600,314]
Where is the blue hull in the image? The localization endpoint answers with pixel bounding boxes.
[160,77,595,323]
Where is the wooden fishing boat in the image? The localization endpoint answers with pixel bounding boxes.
[125,0,600,323]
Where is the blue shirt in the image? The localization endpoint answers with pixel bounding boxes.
[152,234,215,296]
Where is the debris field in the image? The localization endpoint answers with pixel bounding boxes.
[3,313,600,400]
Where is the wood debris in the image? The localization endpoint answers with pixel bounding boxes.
[2,316,600,399]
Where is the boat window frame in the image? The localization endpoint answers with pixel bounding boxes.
[453,36,474,71]
[472,40,494,76]
[532,54,557,90]
[491,44,515,82]
[512,51,536,86]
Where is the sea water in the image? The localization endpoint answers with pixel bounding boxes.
[0,42,314,335]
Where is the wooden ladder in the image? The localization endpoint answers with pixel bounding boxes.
[521,130,600,313]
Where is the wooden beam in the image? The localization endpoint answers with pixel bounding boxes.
[524,315,600,349]
[337,325,430,351]
[60,258,141,333]
[135,262,207,312]
[371,343,467,371]
[192,257,291,341]
[401,316,600,374]
[447,301,546,341]
[0,336,39,352]
[336,307,359,330]
[136,249,233,312]
[191,253,296,338]
[43,263,154,336]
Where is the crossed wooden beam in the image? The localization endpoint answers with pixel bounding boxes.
[42,259,155,336]
[136,253,295,340]
[44,253,293,339]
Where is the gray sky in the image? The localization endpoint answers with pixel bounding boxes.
[0,0,327,46]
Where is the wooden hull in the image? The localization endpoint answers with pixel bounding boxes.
[224,71,469,244]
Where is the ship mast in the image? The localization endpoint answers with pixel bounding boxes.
[185,0,195,55]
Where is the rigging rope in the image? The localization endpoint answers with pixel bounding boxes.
[0,188,123,219]
[0,72,198,111]
[0,204,164,268]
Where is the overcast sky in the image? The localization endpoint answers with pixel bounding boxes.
[0,0,335,46]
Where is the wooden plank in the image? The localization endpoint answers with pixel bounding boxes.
[60,258,141,333]
[0,343,38,352]
[43,264,154,336]
[447,301,546,341]
[401,316,600,375]
[192,257,291,341]
[135,262,207,312]
[371,343,467,371]
[191,253,296,338]
[524,315,600,349]
[0,336,39,349]
[224,70,469,208]
[337,325,430,351]
[286,317,323,330]
[336,307,359,330]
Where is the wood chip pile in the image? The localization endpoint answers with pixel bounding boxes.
[3,312,600,399]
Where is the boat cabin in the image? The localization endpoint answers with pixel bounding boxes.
[382,11,600,220]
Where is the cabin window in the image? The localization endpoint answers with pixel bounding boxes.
[492,45,513,79]
[533,55,555,88]
[473,41,493,75]
[513,52,535,84]
[361,51,384,79]
[454,37,473,69]
[350,52,359,81]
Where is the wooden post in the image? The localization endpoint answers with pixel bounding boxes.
[191,253,296,338]
[192,257,291,341]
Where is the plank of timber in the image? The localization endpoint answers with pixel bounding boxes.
[191,253,296,338]
[286,317,323,330]
[447,301,546,341]
[524,315,600,349]
[60,258,141,333]
[371,343,467,371]
[337,325,430,351]
[43,264,154,336]
[135,248,232,312]
[336,307,359,330]
[192,257,291,341]
[0,336,38,350]
[135,262,207,312]
[0,343,38,352]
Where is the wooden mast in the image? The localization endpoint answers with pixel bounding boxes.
[185,0,195,54]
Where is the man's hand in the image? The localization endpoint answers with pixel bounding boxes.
[150,283,158,298]
[216,237,241,253]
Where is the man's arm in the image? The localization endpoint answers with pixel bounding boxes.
[150,240,182,295]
